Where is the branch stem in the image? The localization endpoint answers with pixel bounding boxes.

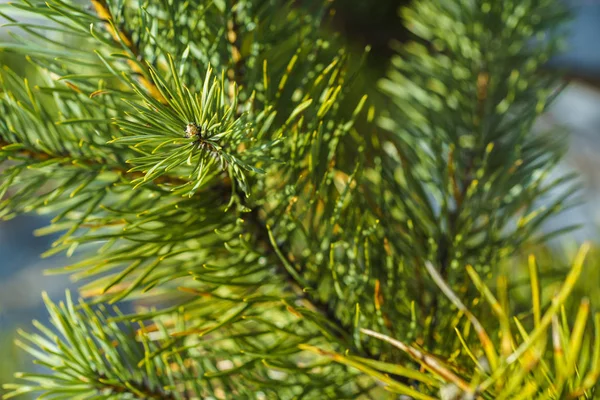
[227,0,245,101]
[97,373,179,400]
[91,0,167,103]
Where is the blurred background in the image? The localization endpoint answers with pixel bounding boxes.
[0,0,599,393]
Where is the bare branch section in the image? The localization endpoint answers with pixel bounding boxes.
[361,328,473,394]
[97,373,179,400]
[227,0,244,101]
[91,0,167,103]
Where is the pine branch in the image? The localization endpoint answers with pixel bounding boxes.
[0,0,445,381]
[378,1,578,354]
[1,134,365,357]
[223,0,351,339]
[427,71,490,345]
[2,292,191,399]
[0,139,55,161]
[0,138,178,186]
[3,0,596,398]
[246,209,363,350]
[220,3,381,361]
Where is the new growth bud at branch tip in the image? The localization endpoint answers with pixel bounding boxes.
[185,122,202,139]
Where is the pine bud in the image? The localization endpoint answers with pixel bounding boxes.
[185,123,201,138]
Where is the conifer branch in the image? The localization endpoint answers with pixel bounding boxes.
[427,70,489,344]
[1,135,365,358]
[2,0,594,398]
[1,137,386,367]
[246,209,368,354]
[0,139,54,161]
[223,6,379,355]
[0,138,179,186]
[219,2,372,359]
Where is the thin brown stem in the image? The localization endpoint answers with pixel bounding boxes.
[91,0,167,103]
[361,328,473,394]
[226,0,244,101]
[97,373,179,400]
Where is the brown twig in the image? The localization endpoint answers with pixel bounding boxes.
[361,328,473,394]
[91,0,167,103]
[226,0,244,102]
[97,373,178,400]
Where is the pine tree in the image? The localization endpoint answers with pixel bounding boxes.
[0,0,598,399]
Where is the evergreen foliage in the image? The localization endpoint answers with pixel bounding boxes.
[0,0,597,398]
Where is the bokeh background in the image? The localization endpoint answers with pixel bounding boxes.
[0,0,599,392]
